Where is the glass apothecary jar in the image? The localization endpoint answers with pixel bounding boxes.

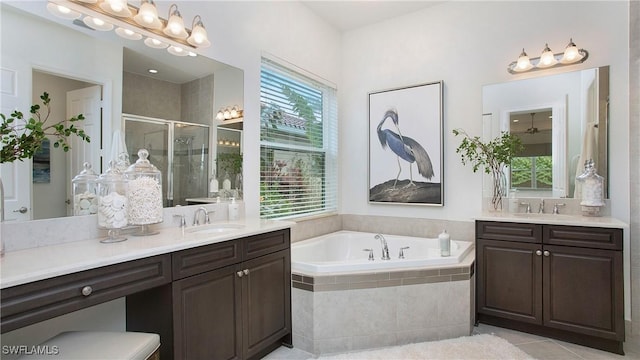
[97,161,128,243]
[576,159,605,216]
[125,149,163,235]
[72,162,98,216]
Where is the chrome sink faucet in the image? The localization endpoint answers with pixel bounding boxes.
[553,203,566,214]
[374,234,391,260]
[193,206,210,226]
[520,202,531,214]
[538,199,545,214]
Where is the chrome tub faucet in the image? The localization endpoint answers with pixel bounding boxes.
[374,234,391,260]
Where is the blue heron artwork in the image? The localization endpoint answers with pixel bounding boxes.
[377,108,434,187]
[368,81,443,205]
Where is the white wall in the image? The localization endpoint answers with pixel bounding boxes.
[340,1,629,223]
[172,1,342,218]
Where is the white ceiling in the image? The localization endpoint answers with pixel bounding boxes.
[300,1,444,32]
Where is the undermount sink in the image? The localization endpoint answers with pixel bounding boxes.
[186,223,246,235]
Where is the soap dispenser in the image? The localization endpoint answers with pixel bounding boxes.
[208,169,219,197]
[439,230,451,257]
[228,197,239,220]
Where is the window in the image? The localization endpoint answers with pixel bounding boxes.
[259,58,337,219]
[511,156,552,189]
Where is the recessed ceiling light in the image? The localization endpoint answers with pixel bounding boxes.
[148,69,158,74]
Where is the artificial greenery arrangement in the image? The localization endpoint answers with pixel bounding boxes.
[1,92,89,163]
[452,128,523,210]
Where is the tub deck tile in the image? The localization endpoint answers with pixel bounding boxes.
[389,269,440,279]
[402,275,451,286]
[439,267,463,275]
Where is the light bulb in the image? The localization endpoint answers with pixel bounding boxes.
[224,109,231,119]
[187,18,211,48]
[134,0,162,30]
[538,44,558,68]
[515,49,532,71]
[216,110,224,121]
[561,38,582,63]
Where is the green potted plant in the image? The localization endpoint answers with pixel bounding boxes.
[1,92,88,163]
[0,92,89,255]
[452,128,523,211]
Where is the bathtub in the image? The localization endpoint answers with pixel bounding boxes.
[290,230,476,355]
[291,230,473,274]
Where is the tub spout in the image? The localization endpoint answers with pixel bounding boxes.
[374,234,391,260]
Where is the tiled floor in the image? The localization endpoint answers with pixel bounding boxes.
[262,324,640,359]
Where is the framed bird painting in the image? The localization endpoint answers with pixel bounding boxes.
[368,81,444,206]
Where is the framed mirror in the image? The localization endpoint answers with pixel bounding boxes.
[0,2,243,221]
[482,66,609,200]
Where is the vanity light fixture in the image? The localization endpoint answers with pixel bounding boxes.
[115,27,142,40]
[46,3,81,20]
[163,4,188,39]
[133,0,162,29]
[143,37,168,49]
[187,15,210,48]
[508,38,588,74]
[99,0,131,17]
[216,106,243,121]
[46,0,211,57]
[167,45,188,57]
[83,15,113,31]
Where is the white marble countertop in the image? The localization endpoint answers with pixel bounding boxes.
[475,212,628,228]
[0,218,294,289]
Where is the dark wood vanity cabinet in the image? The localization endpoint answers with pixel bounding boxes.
[476,221,624,354]
[127,229,292,360]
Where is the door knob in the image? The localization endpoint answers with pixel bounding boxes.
[243,269,250,276]
[13,207,27,214]
[535,250,542,256]
[237,271,244,278]
[543,250,550,257]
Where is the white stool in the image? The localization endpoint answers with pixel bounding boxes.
[18,331,160,360]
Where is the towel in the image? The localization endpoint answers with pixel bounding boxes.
[574,122,598,198]
[110,130,130,172]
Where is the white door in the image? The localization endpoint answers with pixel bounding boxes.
[1,63,32,221]
[66,86,102,215]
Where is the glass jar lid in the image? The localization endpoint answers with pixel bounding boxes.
[125,149,160,175]
[98,161,125,183]
[72,162,98,183]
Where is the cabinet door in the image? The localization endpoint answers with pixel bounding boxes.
[543,245,624,340]
[173,264,242,360]
[241,249,291,359]
[477,239,543,324]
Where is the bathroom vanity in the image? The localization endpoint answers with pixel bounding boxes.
[475,215,625,354]
[0,220,293,360]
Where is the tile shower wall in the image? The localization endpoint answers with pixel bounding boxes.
[181,74,215,126]
[630,0,640,339]
[122,71,181,120]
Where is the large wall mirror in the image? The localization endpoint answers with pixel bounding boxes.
[0,2,243,221]
[482,66,609,200]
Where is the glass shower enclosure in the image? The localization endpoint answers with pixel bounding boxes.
[123,114,210,207]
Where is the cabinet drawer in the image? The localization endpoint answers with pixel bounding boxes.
[173,240,241,280]
[544,225,622,250]
[476,221,542,243]
[243,229,290,261]
[1,254,171,333]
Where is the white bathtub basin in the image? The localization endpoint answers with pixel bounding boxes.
[292,231,473,274]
